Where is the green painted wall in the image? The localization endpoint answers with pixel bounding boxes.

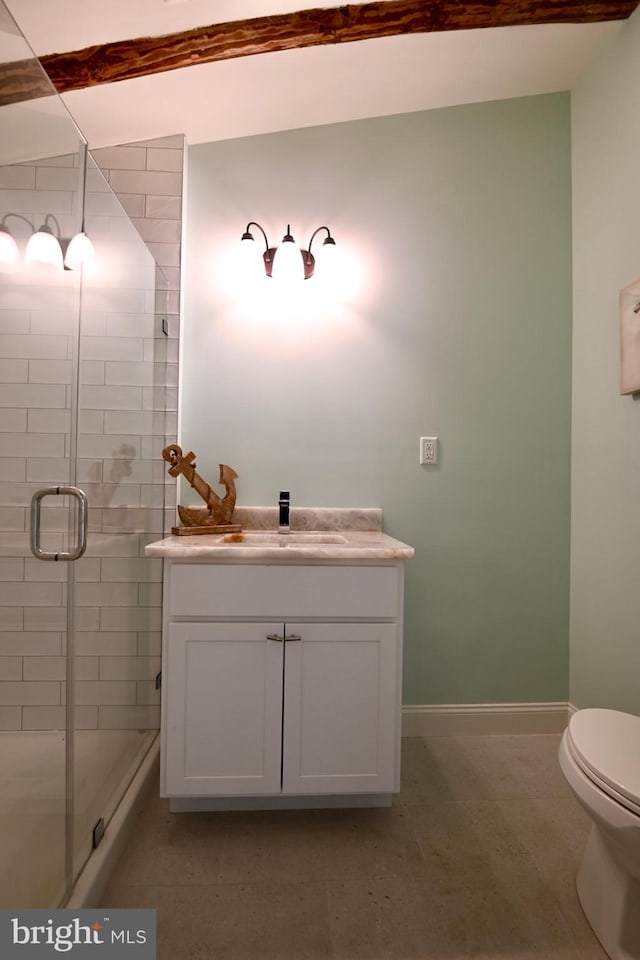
[182,93,572,705]
[571,11,640,713]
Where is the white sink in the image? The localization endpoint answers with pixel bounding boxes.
[221,532,347,545]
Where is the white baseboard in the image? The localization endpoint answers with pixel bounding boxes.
[402,701,570,737]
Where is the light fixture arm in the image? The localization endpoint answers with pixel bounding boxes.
[307,225,334,260]
[41,213,61,238]
[1,212,36,235]
[241,220,276,273]
[242,221,270,253]
[303,225,336,278]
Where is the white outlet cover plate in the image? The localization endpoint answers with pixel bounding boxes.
[419,437,438,465]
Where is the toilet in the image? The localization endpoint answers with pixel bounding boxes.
[559,708,640,960]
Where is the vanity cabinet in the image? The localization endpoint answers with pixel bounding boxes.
[160,561,405,807]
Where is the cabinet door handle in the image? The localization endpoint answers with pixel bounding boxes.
[285,634,302,642]
[266,633,284,642]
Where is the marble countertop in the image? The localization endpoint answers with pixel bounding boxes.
[145,507,415,561]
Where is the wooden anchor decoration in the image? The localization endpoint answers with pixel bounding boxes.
[162,443,241,535]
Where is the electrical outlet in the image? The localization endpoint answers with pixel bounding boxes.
[419,437,438,465]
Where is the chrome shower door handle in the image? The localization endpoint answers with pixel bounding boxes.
[30,486,88,561]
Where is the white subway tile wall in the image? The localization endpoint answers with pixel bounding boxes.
[91,137,182,530]
[0,135,183,732]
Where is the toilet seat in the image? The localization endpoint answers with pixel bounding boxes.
[567,709,640,818]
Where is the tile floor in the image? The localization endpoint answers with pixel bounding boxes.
[99,734,607,959]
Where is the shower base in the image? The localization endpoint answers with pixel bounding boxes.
[0,728,157,908]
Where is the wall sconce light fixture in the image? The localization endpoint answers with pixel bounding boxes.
[0,212,95,273]
[0,217,20,271]
[240,222,336,281]
[26,214,64,270]
[63,227,96,272]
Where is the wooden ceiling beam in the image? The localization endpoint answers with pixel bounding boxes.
[0,57,56,108]
[2,0,639,107]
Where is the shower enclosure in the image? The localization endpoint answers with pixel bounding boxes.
[0,3,171,906]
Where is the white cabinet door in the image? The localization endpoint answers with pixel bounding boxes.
[281,623,399,794]
[163,622,283,796]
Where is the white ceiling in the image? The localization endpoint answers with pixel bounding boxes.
[3,0,628,149]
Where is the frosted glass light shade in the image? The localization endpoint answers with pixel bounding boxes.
[64,231,95,272]
[25,227,63,270]
[271,236,304,283]
[315,237,337,274]
[239,234,264,276]
[0,228,19,272]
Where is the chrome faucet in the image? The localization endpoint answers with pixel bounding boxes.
[278,490,290,534]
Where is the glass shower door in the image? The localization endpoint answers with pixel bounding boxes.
[71,153,166,883]
[0,0,87,903]
[1,1,166,905]
[1,142,167,900]
[0,199,84,907]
